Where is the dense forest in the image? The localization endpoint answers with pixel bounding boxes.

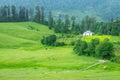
[0,5,120,36]
[0,0,120,21]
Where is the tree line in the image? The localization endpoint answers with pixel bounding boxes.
[0,5,29,22]
[0,5,45,23]
[49,15,120,36]
[73,38,115,60]
[0,5,120,36]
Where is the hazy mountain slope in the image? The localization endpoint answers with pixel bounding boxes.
[0,0,120,21]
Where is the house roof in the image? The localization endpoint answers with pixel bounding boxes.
[83,30,93,34]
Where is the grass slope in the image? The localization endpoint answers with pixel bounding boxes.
[0,22,54,48]
[0,22,120,80]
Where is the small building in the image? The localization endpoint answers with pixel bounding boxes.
[83,30,93,36]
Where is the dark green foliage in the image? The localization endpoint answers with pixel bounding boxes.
[64,15,70,33]
[41,6,44,24]
[87,38,100,56]
[97,19,120,36]
[41,35,57,46]
[54,14,70,34]
[48,11,54,29]
[80,16,97,33]
[19,6,26,21]
[73,40,88,55]
[54,15,65,34]
[73,39,100,56]
[54,14,62,33]
[25,9,29,21]
[95,39,115,59]
[11,5,19,21]
[0,5,29,22]
[72,24,81,34]
[71,16,76,31]
[71,41,76,46]
[111,56,120,63]
[33,6,41,23]
[74,38,115,60]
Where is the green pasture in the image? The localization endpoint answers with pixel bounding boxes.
[0,22,120,80]
[0,47,120,80]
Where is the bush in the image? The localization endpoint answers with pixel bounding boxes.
[87,38,100,56]
[41,35,57,46]
[71,41,75,46]
[95,39,114,59]
[73,40,88,55]
[73,38,115,60]
[111,56,120,63]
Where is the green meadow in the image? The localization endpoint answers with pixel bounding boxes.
[0,22,120,80]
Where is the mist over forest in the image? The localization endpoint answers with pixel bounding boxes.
[0,0,120,21]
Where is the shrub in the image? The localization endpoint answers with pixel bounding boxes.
[73,40,88,55]
[111,56,120,63]
[73,38,115,60]
[95,39,114,60]
[41,35,57,46]
[87,38,100,56]
[71,41,75,46]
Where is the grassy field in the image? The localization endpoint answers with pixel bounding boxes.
[0,22,120,80]
[0,47,120,80]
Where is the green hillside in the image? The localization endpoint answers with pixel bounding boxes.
[0,22,55,48]
[0,22,120,80]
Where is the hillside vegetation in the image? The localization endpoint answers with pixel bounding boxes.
[0,22,120,80]
[82,35,120,42]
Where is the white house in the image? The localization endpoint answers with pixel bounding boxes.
[83,30,93,36]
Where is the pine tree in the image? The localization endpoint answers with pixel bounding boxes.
[34,6,41,23]
[48,11,54,29]
[7,6,11,21]
[19,6,26,21]
[64,15,70,33]
[25,8,29,21]
[71,16,76,32]
[41,6,44,24]
[11,5,18,21]
[54,14,62,33]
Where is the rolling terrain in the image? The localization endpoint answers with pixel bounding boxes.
[0,22,120,80]
[0,22,54,48]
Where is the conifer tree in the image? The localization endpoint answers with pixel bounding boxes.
[48,11,54,29]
